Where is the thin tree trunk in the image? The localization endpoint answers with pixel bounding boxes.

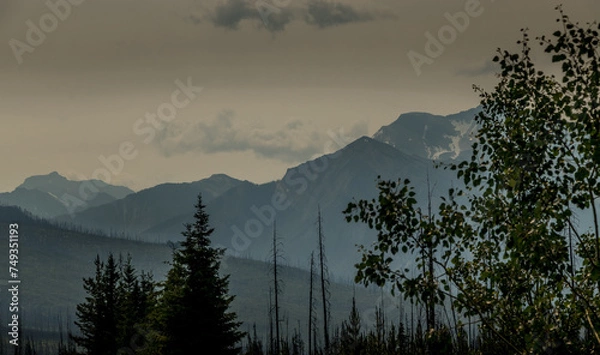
[426,170,435,331]
[273,224,281,354]
[317,207,330,353]
[308,252,315,355]
[269,289,274,355]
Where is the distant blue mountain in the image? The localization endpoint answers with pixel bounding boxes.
[57,174,247,240]
[0,172,134,218]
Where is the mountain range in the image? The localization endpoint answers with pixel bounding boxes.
[1,107,481,278]
[0,106,485,348]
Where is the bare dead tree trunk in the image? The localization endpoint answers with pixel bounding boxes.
[308,252,315,355]
[426,170,435,331]
[269,289,274,355]
[317,207,330,353]
[272,223,281,354]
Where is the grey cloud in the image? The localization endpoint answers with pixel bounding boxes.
[347,120,368,139]
[212,0,255,30]
[209,0,379,32]
[188,14,203,25]
[155,110,367,163]
[211,0,294,32]
[305,1,373,28]
[260,9,295,32]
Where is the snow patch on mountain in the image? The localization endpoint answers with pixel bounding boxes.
[373,107,481,160]
[47,192,59,200]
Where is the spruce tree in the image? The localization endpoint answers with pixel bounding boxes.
[158,194,244,354]
[118,254,140,348]
[72,254,120,355]
[73,253,157,355]
[117,254,157,352]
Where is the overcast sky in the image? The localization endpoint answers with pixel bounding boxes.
[1,0,598,192]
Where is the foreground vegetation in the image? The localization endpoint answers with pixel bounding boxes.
[344,7,600,355]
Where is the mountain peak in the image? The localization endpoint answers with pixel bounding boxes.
[373,106,481,160]
[344,135,377,148]
[16,171,133,203]
[342,135,405,156]
[208,173,234,181]
[20,171,67,190]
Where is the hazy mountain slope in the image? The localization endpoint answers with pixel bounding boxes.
[0,206,386,341]
[202,137,458,277]
[66,136,459,278]
[58,174,247,237]
[20,171,133,200]
[0,187,71,219]
[141,180,270,240]
[46,107,475,278]
[0,172,134,218]
[373,107,481,160]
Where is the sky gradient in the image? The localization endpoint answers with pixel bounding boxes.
[1,0,598,192]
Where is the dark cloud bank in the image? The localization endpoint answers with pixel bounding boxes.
[209,0,385,32]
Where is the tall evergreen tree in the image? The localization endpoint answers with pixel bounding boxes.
[72,254,120,355]
[117,255,158,353]
[158,194,244,354]
[72,253,157,355]
[118,254,142,348]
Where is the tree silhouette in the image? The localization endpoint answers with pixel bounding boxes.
[72,254,120,355]
[158,194,244,355]
[72,253,157,355]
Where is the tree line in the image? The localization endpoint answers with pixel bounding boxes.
[57,195,244,355]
